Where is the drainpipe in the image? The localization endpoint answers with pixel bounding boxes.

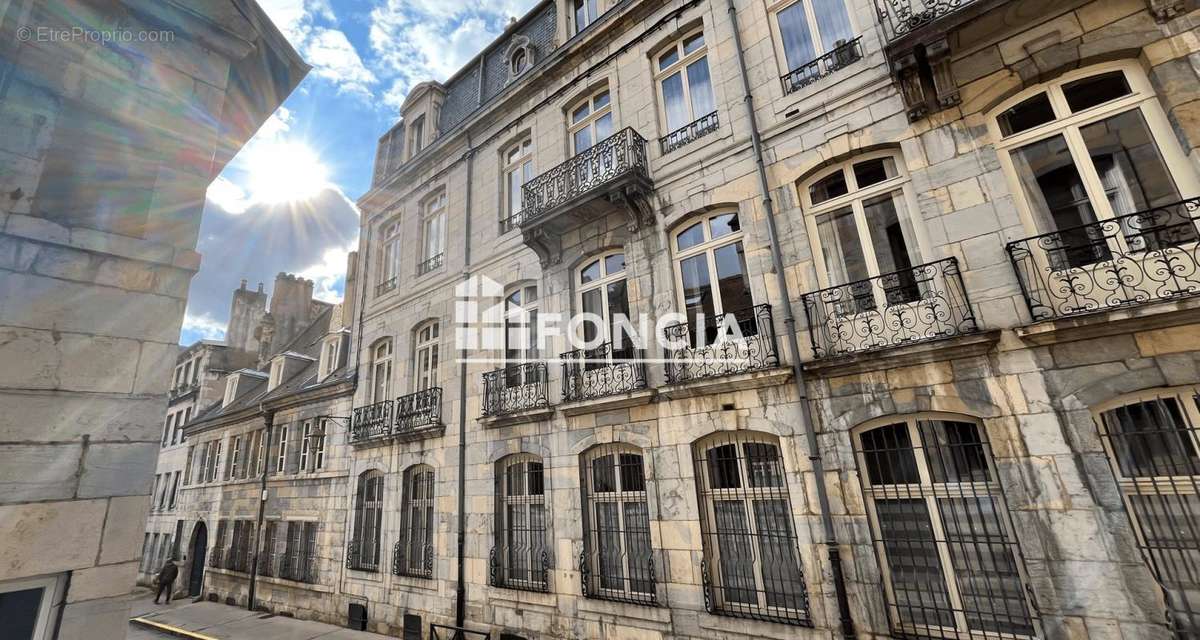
[455,135,475,628]
[724,1,855,637]
[247,407,275,611]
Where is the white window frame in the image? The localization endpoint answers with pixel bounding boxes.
[380,219,402,291]
[228,435,242,480]
[409,115,425,158]
[654,29,716,134]
[575,250,629,352]
[398,464,436,577]
[413,320,440,392]
[568,87,613,154]
[312,420,326,471]
[299,421,312,473]
[671,210,752,318]
[497,454,548,590]
[371,339,394,403]
[420,192,447,271]
[504,285,540,367]
[502,138,534,229]
[0,574,65,640]
[572,0,600,34]
[581,443,654,601]
[767,0,858,75]
[321,338,340,378]
[275,427,288,475]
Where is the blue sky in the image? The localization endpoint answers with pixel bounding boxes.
[180,0,539,345]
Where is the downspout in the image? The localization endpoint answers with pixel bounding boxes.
[724,1,855,637]
[247,407,275,611]
[455,134,475,628]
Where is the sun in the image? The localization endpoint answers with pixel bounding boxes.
[244,141,330,204]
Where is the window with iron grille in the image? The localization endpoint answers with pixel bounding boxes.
[580,444,655,605]
[350,471,384,571]
[396,465,435,578]
[1097,388,1200,637]
[854,415,1037,639]
[228,520,254,572]
[285,521,304,581]
[259,521,277,577]
[493,454,549,591]
[211,519,228,568]
[693,431,809,624]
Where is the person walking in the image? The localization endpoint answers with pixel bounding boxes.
[153,558,179,604]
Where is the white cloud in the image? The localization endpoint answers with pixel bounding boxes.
[257,0,377,99]
[205,176,251,215]
[298,243,357,304]
[181,312,227,342]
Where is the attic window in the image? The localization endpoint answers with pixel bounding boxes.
[223,374,239,407]
[505,36,534,82]
[511,48,529,75]
[320,337,340,379]
[268,359,284,390]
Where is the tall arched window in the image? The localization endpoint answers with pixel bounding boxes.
[581,444,654,604]
[395,465,435,578]
[577,251,631,359]
[504,285,542,388]
[854,415,1035,638]
[990,62,1198,270]
[693,431,808,624]
[569,88,612,154]
[493,454,548,591]
[349,471,384,572]
[419,192,446,275]
[1095,387,1200,636]
[413,320,440,391]
[371,339,393,403]
[672,210,754,345]
[502,138,533,231]
[655,30,716,137]
[378,219,402,294]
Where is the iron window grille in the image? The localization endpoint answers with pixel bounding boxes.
[395,465,436,579]
[693,432,811,625]
[227,520,254,573]
[209,520,227,569]
[1096,389,1200,637]
[580,444,657,605]
[781,37,862,95]
[561,342,647,403]
[481,363,550,417]
[259,522,277,578]
[800,257,978,358]
[854,416,1038,639]
[659,111,719,155]
[663,304,780,384]
[281,521,319,583]
[1006,197,1200,321]
[349,472,384,572]
[418,252,445,275]
[492,454,550,592]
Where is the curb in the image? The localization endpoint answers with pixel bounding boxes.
[129,617,220,640]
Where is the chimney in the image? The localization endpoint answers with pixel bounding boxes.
[268,272,316,348]
[225,278,267,354]
[240,279,247,290]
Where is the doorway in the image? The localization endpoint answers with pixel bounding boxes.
[188,521,208,597]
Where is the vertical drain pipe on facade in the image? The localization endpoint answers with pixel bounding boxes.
[248,408,275,611]
[455,136,475,629]
[724,1,855,636]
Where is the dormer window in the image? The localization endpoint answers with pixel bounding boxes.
[223,374,239,407]
[268,359,284,390]
[505,36,534,83]
[320,336,341,379]
[574,0,599,34]
[409,115,425,158]
[511,48,529,76]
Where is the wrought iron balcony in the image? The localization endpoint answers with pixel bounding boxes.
[350,400,393,442]
[801,258,977,358]
[874,0,988,43]
[375,277,397,296]
[561,342,646,403]
[1006,198,1200,322]
[663,305,780,384]
[660,111,718,154]
[392,541,434,579]
[490,545,549,593]
[395,387,442,434]
[417,253,444,275]
[517,128,652,245]
[781,37,862,95]
[481,363,550,417]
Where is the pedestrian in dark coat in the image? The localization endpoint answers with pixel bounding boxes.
[154,559,179,604]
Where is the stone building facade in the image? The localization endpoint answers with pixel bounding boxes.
[0,1,305,638]
[192,0,1200,638]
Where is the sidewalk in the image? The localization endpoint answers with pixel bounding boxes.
[129,591,392,640]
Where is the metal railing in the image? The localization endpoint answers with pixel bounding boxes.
[800,257,978,358]
[873,0,986,42]
[392,541,434,579]
[520,127,649,226]
[561,342,646,403]
[350,400,393,442]
[781,37,862,95]
[418,253,444,275]
[1006,198,1200,321]
[663,304,780,384]
[660,111,718,154]
[481,363,550,417]
[490,546,550,593]
[345,540,378,573]
[395,387,443,434]
[430,624,490,640]
[375,277,397,296]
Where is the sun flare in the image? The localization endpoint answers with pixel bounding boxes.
[245,141,330,205]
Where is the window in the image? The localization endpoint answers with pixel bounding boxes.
[772,0,855,73]
[247,429,263,477]
[372,339,393,403]
[0,574,66,640]
[855,416,1035,638]
[581,444,654,603]
[228,435,242,480]
[1096,387,1200,636]
[502,138,534,230]
[321,338,340,378]
[350,471,384,571]
[379,219,402,294]
[800,152,923,307]
[162,414,173,447]
[576,251,632,359]
[260,521,278,577]
[275,426,288,474]
[510,47,529,76]
[281,521,319,583]
[671,211,754,346]
[991,63,1197,269]
[569,88,613,154]
[212,520,228,567]
[312,421,327,471]
[208,440,222,483]
[299,421,312,472]
[183,445,194,486]
[168,472,179,509]
[494,454,548,591]
[414,321,440,391]
[409,115,425,157]
[175,408,189,444]
[229,520,254,572]
[396,465,435,578]
[656,31,716,135]
[268,359,284,390]
[693,432,808,623]
[503,285,543,389]
[573,0,599,33]
[141,532,153,572]
[419,192,446,274]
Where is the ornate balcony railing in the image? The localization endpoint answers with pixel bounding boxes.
[663,304,780,384]
[395,387,443,434]
[519,127,649,226]
[801,257,978,358]
[392,541,434,579]
[375,277,397,296]
[781,37,862,95]
[350,400,393,442]
[561,342,646,403]
[490,546,550,593]
[418,253,444,275]
[346,540,379,573]
[1006,198,1200,322]
[481,363,550,417]
[873,0,987,43]
[660,111,718,154]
